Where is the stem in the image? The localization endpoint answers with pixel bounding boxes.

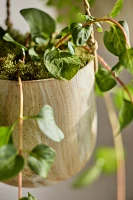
[18,75,23,200]
[98,54,133,105]
[83,0,98,72]
[5,0,12,30]
[104,93,126,200]
[55,33,71,48]
[84,18,130,47]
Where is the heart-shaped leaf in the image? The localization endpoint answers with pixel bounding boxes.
[0,126,12,147]
[70,22,93,46]
[68,41,75,55]
[28,144,56,178]
[3,33,27,51]
[35,105,64,142]
[95,66,117,92]
[104,24,126,56]
[119,99,133,130]
[44,48,81,80]
[0,145,24,181]
[20,8,56,39]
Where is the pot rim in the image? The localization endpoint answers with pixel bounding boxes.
[0,61,93,84]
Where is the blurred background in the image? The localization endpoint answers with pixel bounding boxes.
[0,0,133,199]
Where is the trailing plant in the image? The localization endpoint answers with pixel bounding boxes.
[0,0,133,200]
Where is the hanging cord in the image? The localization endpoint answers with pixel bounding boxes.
[5,0,12,30]
[83,0,98,72]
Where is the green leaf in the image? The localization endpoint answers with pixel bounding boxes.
[68,41,75,55]
[0,126,12,147]
[95,22,103,32]
[119,99,133,130]
[123,83,133,102]
[20,193,37,200]
[73,160,103,188]
[3,33,27,51]
[95,147,117,174]
[20,8,56,39]
[104,24,126,56]
[70,22,92,46]
[95,66,117,92]
[56,26,70,39]
[28,144,56,178]
[119,48,133,74]
[28,47,40,61]
[35,37,49,45]
[118,20,130,44]
[113,88,123,110]
[35,105,64,142]
[109,0,124,18]
[0,145,24,181]
[112,62,123,77]
[44,48,81,80]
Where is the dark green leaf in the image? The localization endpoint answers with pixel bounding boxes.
[119,99,133,130]
[35,105,64,142]
[68,41,75,55]
[28,47,40,61]
[112,62,123,77]
[56,26,70,39]
[109,0,124,18]
[20,8,56,39]
[44,48,81,80]
[104,24,126,56]
[73,160,103,188]
[0,145,24,181]
[28,144,56,178]
[70,22,92,46]
[119,21,130,44]
[0,126,12,147]
[3,33,27,51]
[119,48,133,74]
[95,66,117,92]
[0,27,5,38]
[95,147,117,174]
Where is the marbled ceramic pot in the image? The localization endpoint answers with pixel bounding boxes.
[0,61,97,187]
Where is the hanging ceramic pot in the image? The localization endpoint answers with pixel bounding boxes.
[0,61,97,187]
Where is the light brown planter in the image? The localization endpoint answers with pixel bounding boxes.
[0,61,97,188]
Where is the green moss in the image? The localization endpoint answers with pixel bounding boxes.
[0,30,93,80]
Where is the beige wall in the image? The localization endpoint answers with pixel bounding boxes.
[0,0,133,200]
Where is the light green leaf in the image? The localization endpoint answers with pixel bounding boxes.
[35,105,64,142]
[3,33,27,51]
[112,62,123,77]
[95,147,117,174]
[113,88,123,110]
[73,160,103,188]
[119,48,133,74]
[28,144,56,178]
[104,24,126,56]
[70,22,93,46]
[95,22,103,32]
[119,99,133,130]
[28,47,40,61]
[20,8,56,39]
[95,66,117,92]
[109,0,124,18]
[0,126,12,147]
[68,41,75,55]
[35,37,49,45]
[123,83,133,102]
[0,145,24,181]
[44,48,81,80]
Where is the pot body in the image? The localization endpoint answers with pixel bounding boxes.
[0,61,97,187]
